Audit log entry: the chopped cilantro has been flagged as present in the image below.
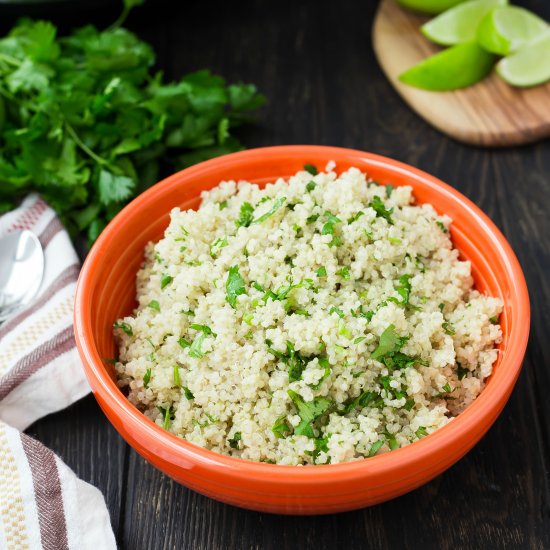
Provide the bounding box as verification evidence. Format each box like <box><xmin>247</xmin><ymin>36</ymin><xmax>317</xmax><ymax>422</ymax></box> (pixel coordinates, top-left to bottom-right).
<box><xmin>183</xmin><ymin>386</ymin><xmax>194</xmax><ymax>400</ymax></box>
<box><xmin>210</xmin><ymin>236</ymin><xmax>229</xmax><ymax>257</ymax></box>
<box><xmin>436</xmin><ymin>220</ymin><xmax>448</xmax><ymax>233</ymax></box>
<box><xmin>272</xmin><ymin>416</ymin><xmax>292</xmax><ymax>438</ymax></box>
<box><xmin>368</xmin><ymin>439</ymin><xmax>384</xmax><ymax>457</ymax></box>
<box><xmin>328</xmin><ymin>236</ymin><xmax>342</xmax><ymax>247</ymax></box>
<box><xmin>336</xmin><ymin>266</ymin><xmax>350</xmax><ymax>280</ymax></box>
<box><xmin>442</xmin><ymin>322</ymin><xmax>455</xmax><ymax>335</ymax></box>
<box><xmin>235</xmin><ymin>202</ymin><xmax>254</xmax><ymax>228</ymax></box>
<box><xmin>438</xmin><ymin>303</ymin><xmax>445</xmax><ymax>312</ymax></box>
<box><xmin>173</xmin><ymin>366</ymin><xmax>181</xmax><ymax>387</ymax></box>
<box><xmin>306</xmin><ymin>181</ymin><xmax>316</xmax><ymax>192</ymax></box>
<box><xmin>338</xmin><ymin>321</ymin><xmax>353</xmax><ymax>339</ymax></box>
<box><xmin>369</xmin><ymin>195</ymin><xmax>394</xmax><ymax>224</ymax></box>
<box><xmin>143</xmin><ymin>368</ymin><xmax>151</xmax><ymax>388</ymax></box>
<box><xmin>388</xmin><ymin>237</ymin><xmax>401</xmax><ymax>244</ymax></box>
<box><xmin>287</xmin><ymin>390</ymin><xmax>331</xmax><ymax>438</ymax></box>
<box><xmin>490</xmin><ymin>315</ymin><xmax>499</xmax><ymax>325</ymax></box>
<box><xmin>218</xmin><ymin>200</ymin><xmax>228</xmax><ymax>210</ymax></box>
<box><xmin>442</xmin><ymin>383</ymin><xmax>452</xmax><ymax>393</ymax></box>
<box><xmin>404</xmin><ymin>399</ymin><xmax>415</xmax><ymax>411</ymax></box>
<box><xmin>190</xmin><ymin>324</ymin><xmax>216</xmax><ymax>336</ymax></box>
<box><xmin>316</xmin><ymin>266</ymin><xmax>327</xmax><ymax>277</ymax></box>
<box><xmin>416</xmin><ymin>427</ymin><xmax>428</xmax><ymax>438</ymax></box>
<box><xmin>148</xmin><ymin>300</ymin><xmax>160</xmax><ymax>312</ymax></box>
<box><xmin>371</xmin><ymin>324</ymin><xmax>404</xmax><ymax>361</ymax></box>
<box><xmin>385</xmin><ymin>184</ymin><xmax>394</xmax><ymax>198</ymax></box>
<box><xmin>310</xmin><ymin>357</ymin><xmax>331</xmax><ymax>389</ymax></box>
<box><xmin>160</xmin><ymin>274</ymin><xmax>173</xmax><ymax>289</ymax></box>
<box><xmin>178</xmin><ymin>337</ymin><xmax>191</xmax><ymax>348</ymax></box>
<box><xmin>321</xmin><ymin>212</ymin><xmax>342</xmax><ymax>235</ymax></box>
<box><xmin>228</xmin><ymin>432</ymin><xmax>242</xmax><ymax>449</ymax></box>
<box><xmin>343</xmin><ymin>390</ymin><xmax>375</xmax><ymax>414</ymax></box>
<box><xmin>268</xmin><ymin>341</ymin><xmax>309</xmax><ymax>382</ymax></box>
<box><xmin>388</xmin><ymin>435</ymin><xmax>399</xmax><ymax>450</ymax></box>
<box><xmin>113</xmin><ymin>321</ymin><xmax>133</xmax><ymax>336</ymax></box>
<box><xmin>388</xmin><ymin>274</ymin><xmax>412</xmax><ymax>307</ymax></box>
<box><xmin>329</xmin><ymin>306</ymin><xmax>345</xmax><ymax>318</ymax></box>
<box><xmin>226</xmin><ymin>265</ymin><xmax>246</xmax><ymax>308</ymax></box>
<box><xmin>457</xmin><ymin>364</ymin><xmax>469</xmax><ymax>380</ymax></box>
<box><xmin>157</xmin><ymin>405</ymin><xmax>174</xmax><ymax>431</ymax></box>
<box><xmin>354</xmin><ymin>336</ymin><xmax>366</xmax><ymax>344</ymax></box>
<box><xmin>251</xmin><ymin>196</ymin><xmax>286</xmax><ymax>224</ymax></box>
<box><xmin>347</xmin><ymin>211</ymin><xmax>365</xmax><ymax>224</ymax></box>
<box><xmin>243</xmin><ymin>313</ymin><xmax>254</xmax><ymax>325</ymax></box>
<box><xmin>306</xmin><ymin>213</ymin><xmax>320</xmax><ymax>224</ymax></box>
<box><xmin>304</xmin><ymin>164</ymin><xmax>318</xmax><ymax>175</ymax></box>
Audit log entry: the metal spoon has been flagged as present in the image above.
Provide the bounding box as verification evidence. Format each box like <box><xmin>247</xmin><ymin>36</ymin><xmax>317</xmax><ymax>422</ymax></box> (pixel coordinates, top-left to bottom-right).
<box><xmin>0</xmin><ymin>230</ymin><xmax>44</xmax><ymax>322</ymax></box>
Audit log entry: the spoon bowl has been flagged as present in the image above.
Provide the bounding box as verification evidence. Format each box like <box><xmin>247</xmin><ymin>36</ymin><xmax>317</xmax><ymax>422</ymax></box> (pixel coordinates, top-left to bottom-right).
<box><xmin>0</xmin><ymin>230</ymin><xmax>44</xmax><ymax>321</ymax></box>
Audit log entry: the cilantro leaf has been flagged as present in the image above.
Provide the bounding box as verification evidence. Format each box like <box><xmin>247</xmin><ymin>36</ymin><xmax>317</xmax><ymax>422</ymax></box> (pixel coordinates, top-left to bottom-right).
<box><xmin>235</xmin><ymin>202</ymin><xmax>254</xmax><ymax>228</ymax></box>
<box><xmin>226</xmin><ymin>265</ymin><xmax>246</xmax><ymax>308</ymax></box>
<box><xmin>369</xmin><ymin>195</ymin><xmax>394</xmax><ymax>224</ymax></box>
<box><xmin>251</xmin><ymin>196</ymin><xmax>286</xmax><ymax>224</ymax></box>
<box><xmin>287</xmin><ymin>390</ymin><xmax>332</xmax><ymax>438</ymax></box>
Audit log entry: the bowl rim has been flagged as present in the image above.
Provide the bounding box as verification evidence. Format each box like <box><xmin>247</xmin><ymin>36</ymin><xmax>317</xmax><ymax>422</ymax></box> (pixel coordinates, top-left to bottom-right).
<box><xmin>74</xmin><ymin>145</ymin><xmax>530</xmax><ymax>482</ymax></box>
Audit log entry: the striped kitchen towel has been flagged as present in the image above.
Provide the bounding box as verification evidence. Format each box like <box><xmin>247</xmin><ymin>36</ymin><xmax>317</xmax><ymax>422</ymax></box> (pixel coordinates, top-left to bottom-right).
<box><xmin>0</xmin><ymin>194</ymin><xmax>89</xmax><ymax>429</ymax></box>
<box><xmin>0</xmin><ymin>195</ymin><xmax>116</xmax><ymax>550</ymax></box>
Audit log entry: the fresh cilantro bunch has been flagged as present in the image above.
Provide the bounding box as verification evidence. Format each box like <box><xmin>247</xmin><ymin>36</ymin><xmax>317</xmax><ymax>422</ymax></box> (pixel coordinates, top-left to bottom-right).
<box><xmin>0</xmin><ymin>15</ymin><xmax>265</xmax><ymax>243</ymax></box>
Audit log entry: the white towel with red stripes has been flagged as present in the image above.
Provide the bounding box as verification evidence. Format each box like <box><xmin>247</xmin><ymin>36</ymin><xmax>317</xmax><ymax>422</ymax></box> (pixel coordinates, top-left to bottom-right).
<box><xmin>0</xmin><ymin>195</ymin><xmax>116</xmax><ymax>550</ymax></box>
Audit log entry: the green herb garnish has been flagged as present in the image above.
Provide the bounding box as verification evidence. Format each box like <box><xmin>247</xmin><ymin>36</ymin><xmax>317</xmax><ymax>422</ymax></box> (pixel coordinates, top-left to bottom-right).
<box><xmin>160</xmin><ymin>274</ymin><xmax>173</xmax><ymax>289</ymax></box>
<box><xmin>385</xmin><ymin>184</ymin><xmax>394</xmax><ymax>198</ymax></box>
<box><xmin>329</xmin><ymin>306</ymin><xmax>345</xmax><ymax>318</ymax></box>
<box><xmin>316</xmin><ymin>266</ymin><xmax>327</xmax><ymax>277</ymax></box>
<box><xmin>347</xmin><ymin>211</ymin><xmax>365</xmax><ymax>224</ymax></box>
<box><xmin>173</xmin><ymin>365</ymin><xmax>181</xmax><ymax>387</ymax></box>
<box><xmin>442</xmin><ymin>322</ymin><xmax>455</xmax><ymax>335</ymax></box>
<box><xmin>226</xmin><ymin>265</ymin><xmax>246</xmax><ymax>308</ymax></box>
<box><xmin>148</xmin><ymin>300</ymin><xmax>160</xmax><ymax>312</ymax></box>
<box><xmin>183</xmin><ymin>386</ymin><xmax>194</xmax><ymax>400</ymax></box>
<box><xmin>304</xmin><ymin>164</ymin><xmax>318</xmax><ymax>175</ymax></box>
<box><xmin>235</xmin><ymin>202</ymin><xmax>255</xmax><ymax>228</ymax></box>
<box><xmin>436</xmin><ymin>220</ymin><xmax>448</xmax><ymax>233</ymax></box>
<box><xmin>113</xmin><ymin>321</ymin><xmax>133</xmax><ymax>336</ymax></box>
<box><xmin>287</xmin><ymin>390</ymin><xmax>332</xmax><ymax>438</ymax></box>
<box><xmin>306</xmin><ymin>181</ymin><xmax>316</xmax><ymax>192</ymax></box>
<box><xmin>210</xmin><ymin>236</ymin><xmax>228</xmax><ymax>257</ymax></box>
<box><xmin>228</xmin><ymin>432</ymin><xmax>242</xmax><ymax>449</ymax></box>
<box><xmin>272</xmin><ymin>416</ymin><xmax>292</xmax><ymax>438</ymax></box>
<box><xmin>416</xmin><ymin>426</ymin><xmax>428</xmax><ymax>438</ymax></box>
<box><xmin>321</xmin><ymin>212</ymin><xmax>342</xmax><ymax>235</ymax></box>
<box><xmin>368</xmin><ymin>439</ymin><xmax>384</xmax><ymax>457</ymax></box>
<box><xmin>369</xmin><ymin>195</ymin><xmax>394</xmax><ymax>224</ymax></box>
<box><xmin>143</xmin><ymin>368</ymin><xmax>151</xmax><ymax>388</ymax></box>
<box><xmin>336</xmin><ymin>266</ymin><xmax>350</xmax><ymax>280</ymax></box>
<box><xmin>251</xmin><ymin>196</ymin><xmax>286</xmax><ymax>224</ymax></box>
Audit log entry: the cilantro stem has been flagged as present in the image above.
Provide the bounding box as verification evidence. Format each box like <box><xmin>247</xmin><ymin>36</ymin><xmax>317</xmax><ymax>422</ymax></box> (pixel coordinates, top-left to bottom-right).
<box><xmin>64</xmin><ymin>121</ymin><xmax>111</xmax><ymax>167</ymax></box>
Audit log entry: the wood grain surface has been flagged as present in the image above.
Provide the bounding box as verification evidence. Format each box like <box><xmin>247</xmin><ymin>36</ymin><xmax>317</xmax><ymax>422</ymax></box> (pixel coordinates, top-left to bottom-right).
<box><xmin>373</xmin><ymin>0</ymin><xmax>550</xmax><ymax>147</ymax></box>
<box><xmin>2</xmin><ymin>0</ymin><xmax>549</xmax><ymax>548</ymax></box>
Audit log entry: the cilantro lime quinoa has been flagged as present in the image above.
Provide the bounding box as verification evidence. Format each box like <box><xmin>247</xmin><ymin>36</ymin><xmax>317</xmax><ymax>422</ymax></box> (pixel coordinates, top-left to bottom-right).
<box><xmin>114</xmin><ymin>164</ymin><xmax>503</xmax><ymax>465</ymax></box>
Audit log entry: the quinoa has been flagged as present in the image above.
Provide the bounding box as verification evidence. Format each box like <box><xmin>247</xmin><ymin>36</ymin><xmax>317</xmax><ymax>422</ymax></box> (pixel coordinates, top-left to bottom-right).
<box><xmin>114</xmin><ymin>164</ymin><xmax>502</xmax><ymax>465</ymax></box>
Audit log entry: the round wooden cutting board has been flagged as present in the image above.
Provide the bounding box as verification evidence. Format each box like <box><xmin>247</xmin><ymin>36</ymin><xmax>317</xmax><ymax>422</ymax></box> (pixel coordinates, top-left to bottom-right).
<box><xmin>372</xmin><ymin>0</ymin><xmax>550</xmax><ymax>147</ymax></box>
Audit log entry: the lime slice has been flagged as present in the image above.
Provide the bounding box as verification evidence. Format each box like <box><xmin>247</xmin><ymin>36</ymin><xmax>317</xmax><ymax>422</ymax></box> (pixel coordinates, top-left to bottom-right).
<box><xmin>399</xmin><ymin>42</ymin><xmax>495</xmax><ymax>91</ymax></box>
<box><xmin>496</xmin><ymin>31</ymin><xmax>550</xmax><ymax>87</ymax></box>
<box><xmin>477</xmin><ymin>6</ymin><xmax>549</xmax><ymax>55</ymax></box>
<box><xmin>396</xmin><ymin>0</ymin><xmax>467</xmax><ymax>15</ymax></box>
<box><xmin>421</xmin><ymin>0</ymin><xmax>507</xmax><ymax>46</ymax></box>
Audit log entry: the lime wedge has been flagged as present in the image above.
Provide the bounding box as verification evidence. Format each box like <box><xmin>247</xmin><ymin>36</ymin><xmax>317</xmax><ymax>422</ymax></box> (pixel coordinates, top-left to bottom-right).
<box><xmin>496</xmin><ymin>31</ymin><xmax>550</xmax><ymax>87</ymax></box>
<box><xmin>399</xmin><ymin>42</ymin><xmax>495</xmax><ymax>90</ymax></box>
<box><xmin>421</xmin><ymin>0</ymin><xmax>507</xmax><ymax>46</ymax></box>
<box><xmin>477</xmin><ymin>6</ymin><xmax>549</xmax><ymax>55</ymax></box>
<box><xmin>396</xmin><ymin>0</ymin><xmax>467</xmax><ymax>15</ymax></box>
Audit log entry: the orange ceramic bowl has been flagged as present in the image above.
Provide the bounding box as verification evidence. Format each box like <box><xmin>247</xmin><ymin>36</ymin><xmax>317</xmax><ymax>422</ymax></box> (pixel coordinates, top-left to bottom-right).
<box><xmin>74</xmin><ymin>146</ymin><xmax>529</xmax><ymax>514</ymax></box>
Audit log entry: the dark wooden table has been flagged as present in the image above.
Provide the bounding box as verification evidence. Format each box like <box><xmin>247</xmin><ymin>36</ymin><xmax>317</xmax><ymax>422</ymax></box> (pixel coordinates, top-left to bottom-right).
<box><xmin>8</xmin><ymin>0</ymin><xmax>550</xmax><ymax>548</ymax></box>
